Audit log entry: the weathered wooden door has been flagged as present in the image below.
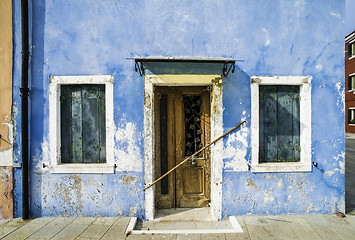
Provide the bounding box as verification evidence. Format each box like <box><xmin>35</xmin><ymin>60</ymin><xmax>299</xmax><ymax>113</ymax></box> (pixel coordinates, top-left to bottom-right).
<box><xmin>155</xmin><ymin>86</ymin><xmax>211</xmax><ymax>208</ymax></box>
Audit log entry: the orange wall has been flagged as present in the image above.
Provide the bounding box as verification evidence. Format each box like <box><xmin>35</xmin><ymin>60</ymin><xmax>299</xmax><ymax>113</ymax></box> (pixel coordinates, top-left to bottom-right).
<box><xmin>0</xmin><ymin>0</ymin><xmax>13</xmax><ymax>219</ymax></box>
<box><xmin>0</xmin><ymin>0</ymin><xmax>12</xmax><ymax>149</ymax></box>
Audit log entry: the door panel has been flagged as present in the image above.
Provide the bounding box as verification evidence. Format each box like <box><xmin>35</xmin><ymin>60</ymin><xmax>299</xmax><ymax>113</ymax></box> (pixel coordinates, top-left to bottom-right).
<box><xmin>155</xmin><ymin>89</ymin><xmax>175</xmax><ymax>209</ymax></box>
<box><xmin>183</xmin><ymin>167</ymin><xmax>204</xmax><ymax>194</ymax></box>
<box><xmin>155</xmin><ymin>86</ymin><xmax>211</xmax><ymax>208</ymax></box>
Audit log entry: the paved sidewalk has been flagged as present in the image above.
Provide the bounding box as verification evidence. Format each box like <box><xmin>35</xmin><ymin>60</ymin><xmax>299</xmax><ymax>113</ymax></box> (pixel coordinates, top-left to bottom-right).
<box><xmin>346</xmin><ymin>133</ymin><xmax>355</xmax><ymax>139</ymax></box>
<box><xmin>0</xmin><ymin>214</ymin><xmax>354</xmax><ymax>239</ymax></box>
<box><xmin>346</xmin><ymin>135</ymin><xmax>355</xmax><ymax>214</ymax></box>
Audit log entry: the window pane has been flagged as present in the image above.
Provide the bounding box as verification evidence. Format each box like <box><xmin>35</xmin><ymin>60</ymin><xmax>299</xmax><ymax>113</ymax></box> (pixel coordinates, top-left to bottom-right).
<box><xmin>259</xmin><ymin>85</ymin><xmax>300</xmax><ymax>163</ymax></box>
<box><xmin>159</xmin><ymin>94</ymin><xmax>168</xmax><ymax>195</ymax></box>
<box><xmin>183</xmin><ymin>95</ymin><xmax>203</xmax><ymax>157</ymax></box>
<box><xmin>60</xmin><ymin>87</ymin><xmax>73</xmax><ymax>163</ymax></box>
<box><xmin>259</xmin><ymin>86</ymin><xmax>278</xmax><ymax>162</ymax></box>
<box><xmin>349</xmin><ymin>109</ymin><xmax>355</xmax><ymax>124</ymax></box>
<box><xmin>60</xmin><ymin>84</ymin><xmax>106</xmax><ymax>164</ymax></box>
<box><xmin>71</xmin><ymin>89</ymin><xmax>83</xmax><ymax>163</ymax></box>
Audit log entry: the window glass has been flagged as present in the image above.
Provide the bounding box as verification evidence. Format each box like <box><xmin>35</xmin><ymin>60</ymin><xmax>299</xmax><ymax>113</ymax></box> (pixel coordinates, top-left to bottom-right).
<box><xmin>259</xmin><ymin>85</ymin><xmax>300</xmax><ymax>163</ymax></box>
<box><xmin>60</xmin><ymin>84</ymin><xmax>106</xmax><ymax>163</ymax></box>
<box><xmin>349</xmin><ymin>75</ymin><xmax>355</xmax><ymax>91</ymax></box>
<box><xmin>349</xmin><ymin>43</ymin><xmax>355</xmax><ymax>58</ymax></box>
<box><xmin>183</xmin><ymin>95</ymin><xmax>203</xmax><ymax>157</ymax></box>
<box><xmin>159</xmin><ymin>94</ymin><xmax>169</xmax><ymax>195</ymax></box>
<box><xmin>349</xmin><ymin>109</ymin><xmax>355</xmax><ymax>124</ymax></box>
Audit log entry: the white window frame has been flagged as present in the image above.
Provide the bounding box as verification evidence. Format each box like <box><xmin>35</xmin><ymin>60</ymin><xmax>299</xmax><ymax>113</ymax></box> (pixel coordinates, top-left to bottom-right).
<box><xmin>251</xmin><ymin>76</ymin><xmax>312</xmax><ymax>172</ymax></box>
<box><xmin>348</xmin><ymin>107</ymin><xmax>355</xmax><ymax>125</ymax></box>
<box><xmin>349</xmin><ymin>73</ymin><xmax>355</xmax><ymax>92</ymax></box>
<box><xmin>349</xmin><ymin>41</ymin><xmax>355</xmax><ymax>60</ymax></box>
<box><xmin>49</xmin><ymin>75</ymin><xmax>115</xmax><ymax>174</ymax></box>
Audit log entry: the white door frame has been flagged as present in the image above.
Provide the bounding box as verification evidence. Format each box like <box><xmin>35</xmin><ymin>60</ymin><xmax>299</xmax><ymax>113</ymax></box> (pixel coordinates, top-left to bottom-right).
<box><xmin>143</xmin><ymin>74</ymin><xmax>224</xmax><ymax>220</ymax></box>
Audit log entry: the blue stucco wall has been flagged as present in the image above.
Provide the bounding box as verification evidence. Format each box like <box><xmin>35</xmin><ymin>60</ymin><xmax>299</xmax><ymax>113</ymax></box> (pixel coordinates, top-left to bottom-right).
<box><xmin>13</xmin><ymin>0</ymin><xmax>345</xmax><ymax>218</ymax></box>
<box><xmin>12</xmin><ymin>0</ymin><xmax>23</xmax><ymax>218</ymax></box>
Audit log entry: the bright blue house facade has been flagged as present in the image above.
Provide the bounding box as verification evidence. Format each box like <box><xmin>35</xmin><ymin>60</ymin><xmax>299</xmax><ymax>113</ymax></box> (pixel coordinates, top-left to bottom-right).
<box><xmin>12</xmin><ymin>0</ymin><xmax>345</xmax><ymax>219</ymax></box>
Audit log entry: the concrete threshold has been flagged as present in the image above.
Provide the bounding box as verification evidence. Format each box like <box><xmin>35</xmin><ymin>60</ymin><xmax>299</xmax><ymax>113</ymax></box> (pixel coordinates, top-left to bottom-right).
<box><xmin>125</xmin><ymin>216</ymin><xmax>243</xmax><ymax>235</ymax></box>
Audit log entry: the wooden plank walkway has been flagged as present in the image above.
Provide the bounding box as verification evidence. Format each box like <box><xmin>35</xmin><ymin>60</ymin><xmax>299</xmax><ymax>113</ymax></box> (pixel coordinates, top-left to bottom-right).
<box><xmin>0</xmin><ymin>214</ymin><xmax>354</xmax><ymax>239</ymax></box>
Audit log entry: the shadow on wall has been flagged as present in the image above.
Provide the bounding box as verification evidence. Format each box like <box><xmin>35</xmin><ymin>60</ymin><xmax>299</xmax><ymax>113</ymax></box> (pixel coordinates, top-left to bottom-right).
<box><xmin>221</xmin><ymin>64</ymin><xmax>251</xmax><ymax>173</ymax></box>
<box><xmin>143</xmin><ymin>62</ymin><xmax>223</xmax><ymax>76</ymax></box>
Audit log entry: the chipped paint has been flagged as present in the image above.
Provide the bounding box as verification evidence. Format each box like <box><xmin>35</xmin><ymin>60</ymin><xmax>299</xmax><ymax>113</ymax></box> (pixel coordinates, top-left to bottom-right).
<box><xmin>0</xmin><ymin>0</ymin><xmax>13</xmax><ymax>218</ymax></box>
<box><xmin>0</xmin><ymin>122</ymin><xmax>13</xmax><ymax>167</ymax></box>
<box><xmin>11</xmin><ymin>0</ymin><xmax>345</xmax><ymax>218</ymax></box>
<box><xmin>223</xmin><ymin>115</ymin><xmax>249</xmax><ymax>172</ymax></box>
<box><xmin>114</xmin><ymin>122</ymin><xmax>143</xmax><ymax>172</ymax></box>
<box><xmin>336</xmin><ymin>82</ymin><xmax>345</xmax><ymax>112</ymax></box>
<box><xmin>325</xmin><ymin>171</ymin><xmax>335</xmax><ymax>176</ymax></box>
<box><xmin>334</xmin><ymin>152</ymin><xmax>345</xmax><ymax>174</ymax></box>
<box><xmin>277</xmin><ymin>178</ymin><xmax>284</xmax><ymax>189</ymax></box>
<box><xmin>247</xmin><ymin>178</ymin><xmax>258</xmax><ymax>191</ymax></box>
<box><xmin>263</xmin><ymin>190</ymin><xmax>275</xmax><ymax>205</ymax></box>
<box><xmin>32</xmin><ymin>139</ymin><xmax>50</xmax><ymax>175</ymax></box>
<box><xmin>123</xmin><ymin>174</ymin><xmax>137</xmax><ymax>186</ymax></box>
<box><xmin>262</xmin><ymin>28</ymin><xmax>271</xmax><ymax>47</ymax></box>
<box><xmin>0</xmin><ymin>148</ymin><xmax>13</xmax><ymax>167</ymax></box>
<box><xmin>0</xmin><ymin>167</ymin><xmax>13</xmax><ymax>218</ymax></box>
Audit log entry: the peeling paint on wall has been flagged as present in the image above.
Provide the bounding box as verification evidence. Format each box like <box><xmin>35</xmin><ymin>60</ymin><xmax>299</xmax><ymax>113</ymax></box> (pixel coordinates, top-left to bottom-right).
<box><xmin>336</xmin><ymin>82</ymin><xmax>345</xmax><ymax>112</ymax></box>
<box><xmin>32</xmin><ymin>139</ymin><xmax>50</xmax><ymax>175</ymax></box>
<box><xmin>0</xmin><ymin>167</ymin><xmax>13</xmax><ymax>219</ymax></box>
<box><xmin>334</xmin><ymin>152</ymin><xmax>345</xmax><ymax>174</ymax></box>
<box><xmin>114</xmin><ymin>121</ymin><xmax>143</xmax><ymax>172</ymax></box>
<box><xmin>54</xmin><ymin>175</ymin><xmax>84</xmax><ymax>215</ymax></box>
<box><xmin>223</xmin><ymin>113</ymin><xmax>249</xmax><ymax>172</ymax></box>
<box><xmin>12</xmin><ymin>0</ymin><xmax>345</xmax><ymax>218</ymax></box>
<box><xmin>0</xmin><ymin>0</ymin><xmax>13</xmax><ymax>219</ymax></box>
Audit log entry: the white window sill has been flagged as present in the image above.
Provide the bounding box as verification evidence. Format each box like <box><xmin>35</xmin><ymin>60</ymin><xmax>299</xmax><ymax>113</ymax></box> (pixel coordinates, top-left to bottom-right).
<box><xmin>50</xmin><ymin>163</ymin><xmax>115</xmax><ymax>174</ymax></box>
<box><xmin>349</xmin><ymin>55</ymin><xmax>355</xmax><ymax>60</ymax></box>
<box><xmin>251</xmin><ymin>162</ymin><xmax>312</xmax><ymax>173</ymax></box>
<box><xmin>349</xmin><ymin>124</ymin><xmax>355</xmax><ymax>126</ymax></box>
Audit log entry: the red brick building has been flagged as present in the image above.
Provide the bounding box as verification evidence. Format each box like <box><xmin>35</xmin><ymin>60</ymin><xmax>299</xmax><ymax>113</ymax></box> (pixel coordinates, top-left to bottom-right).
<box><xmin>346</xmin><ymin>30</ymin><xmax>355</xmax><ymax>133</ymax></box>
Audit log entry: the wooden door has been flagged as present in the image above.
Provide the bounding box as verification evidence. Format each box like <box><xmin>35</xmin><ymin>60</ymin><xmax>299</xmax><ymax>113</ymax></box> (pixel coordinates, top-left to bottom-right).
<box><xmin>155</xmin><ymin>86</ymin><xmax>211</xmax><ymax>208</ymax></box>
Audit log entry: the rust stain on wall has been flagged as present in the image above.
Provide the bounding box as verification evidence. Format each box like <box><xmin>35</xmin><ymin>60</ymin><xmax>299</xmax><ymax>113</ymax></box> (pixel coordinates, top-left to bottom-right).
<box><xmin>123</xmin><ymin>174</ymin><xmax>137</xmax><ymax>185</ymax></box>
<box><xmin>54</xmin><ymin>175</ymin><xmax>84</xmax><ymax>215</ymax></box>
<box><xmin>247</xmin><ymin>177</ymin><xmax>258</xmax><ymax>191</ymax></box>
<box><xmin>0</xmin><ymin>167</ymin><xmax>13</xmax><ymax>219</ymax></box>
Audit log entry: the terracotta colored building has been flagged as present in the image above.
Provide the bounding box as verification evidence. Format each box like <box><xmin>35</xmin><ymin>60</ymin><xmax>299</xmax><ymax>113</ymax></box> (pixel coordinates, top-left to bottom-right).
<box><xmin>346</xmin><ymin>31</ymin><xmax>355</xmax><ymax>133</ymax></box>
<box><xmin>0</xmin><ymin>0</ymin><xmax>13</xmax><ymax>219</ymax></box>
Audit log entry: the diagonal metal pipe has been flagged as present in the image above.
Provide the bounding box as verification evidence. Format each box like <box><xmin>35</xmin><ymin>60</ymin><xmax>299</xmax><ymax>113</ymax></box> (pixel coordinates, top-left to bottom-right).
<box><xmin>144</xmin><ymin>120</ymin><xmax>247</xmax><ymax>191</ymax></box>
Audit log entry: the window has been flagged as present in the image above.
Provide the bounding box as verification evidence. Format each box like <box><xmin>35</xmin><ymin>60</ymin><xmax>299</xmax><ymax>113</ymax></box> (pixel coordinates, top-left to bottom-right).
<box><xmin>49</xmin><ymin>75</ymin><xmax>114</xmax><ymax>173</ymax></box>
<box><xmin>60</xmin><ymin>85</ymin><xmax>106</xmax><ymax>164</ymax></box>
<box><xmin>348</xmin><ymin>108</ymin><xmax>355</xmax><ymax>125</ymax></box>
<box><xmin>349</xmin><ymin>42</ymin><xmax>355</xmax><ymax>59</ymax></box>
<box><xmin>251</xmin><ymin>76</ymin><xmax>311</xmax><ymax>172</ymax></box>
<box><xmin>259</xmin><ymin>85</ymin><xmax>300</xmax><ymax>163</ymax></box>
<box><xmin>348</xmin><ymin>74</ymin><xmax>355</xmax><ymax>91</ymax></box>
